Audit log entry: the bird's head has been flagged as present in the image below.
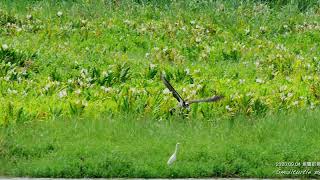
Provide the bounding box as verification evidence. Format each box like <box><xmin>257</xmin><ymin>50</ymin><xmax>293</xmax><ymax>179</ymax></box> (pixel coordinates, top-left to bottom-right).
<box><xmin>182</xmin><ymin>102</ymin><xmax>190</xmax><ymax>109</ymax></box>
<box><xmin>183</xmin><ymin>101</ymin><xmax>190</xmax><ymax>110</ymax></box>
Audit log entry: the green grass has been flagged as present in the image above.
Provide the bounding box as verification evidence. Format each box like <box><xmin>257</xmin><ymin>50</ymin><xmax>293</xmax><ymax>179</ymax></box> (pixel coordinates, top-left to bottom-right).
<box><xmin>1</xmin><ymin>0</ymin><xmax>320</xmax><ymax>178</ymax></box>
<box><xmin>1</xmin><ymin>110</ymin><xmax>320</xmax><ymax>178</ymax></box>
<box><xmin>0</xmin><ymin>0</ymin><xmax>319</xmax><ymax>123</ymax></box>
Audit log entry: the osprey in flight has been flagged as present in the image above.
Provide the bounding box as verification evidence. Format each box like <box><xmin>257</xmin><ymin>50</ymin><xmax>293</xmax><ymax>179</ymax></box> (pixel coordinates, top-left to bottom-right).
<box><xmin>161</xmin><ymin>74</ymin><xmax>223</xmax><ymax>109</ymax></box>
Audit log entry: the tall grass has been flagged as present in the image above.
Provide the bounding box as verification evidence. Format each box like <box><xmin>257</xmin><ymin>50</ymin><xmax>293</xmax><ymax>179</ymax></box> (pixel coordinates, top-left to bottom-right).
<box><xmin>1</xmin><ymin>110</ymin><xmax>320</xmax><ymax>178</ymax></box>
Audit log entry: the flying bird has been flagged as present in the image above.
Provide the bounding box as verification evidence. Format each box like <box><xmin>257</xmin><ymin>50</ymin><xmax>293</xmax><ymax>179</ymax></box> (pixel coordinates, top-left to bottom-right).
<box><xmin>161</xmin><ymin>74</ymin><xmax>223</xmax><ymax>110</ymax></box>
<box><xmin>167</xmin><ymin>143</ymin><xmax>180</xmax><ymax>166</ymax></box>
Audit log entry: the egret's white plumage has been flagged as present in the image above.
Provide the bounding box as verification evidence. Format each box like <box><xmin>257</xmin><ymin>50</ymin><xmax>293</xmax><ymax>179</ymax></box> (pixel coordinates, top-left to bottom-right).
<box><xmin>167</xmin><ymin>143</ymin><xmax>180</xmax><ymax>165</ymax></box>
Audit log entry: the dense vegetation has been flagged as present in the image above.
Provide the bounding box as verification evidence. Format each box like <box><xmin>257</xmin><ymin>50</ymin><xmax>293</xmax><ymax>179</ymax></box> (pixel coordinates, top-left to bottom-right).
<box><xmin>0</xmin><ymin>0</ymin><xmax>319</xmax><ymax>178</ymax></box>
<box><xmin>1</xmin><ymin>111</ymin><xmax>320</xmax><ymax>178</ymax></box>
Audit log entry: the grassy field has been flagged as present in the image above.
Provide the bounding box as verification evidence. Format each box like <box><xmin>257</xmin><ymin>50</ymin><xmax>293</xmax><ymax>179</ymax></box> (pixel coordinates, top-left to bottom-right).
<box><xmin>1</xmin><ymin>111</ymin><xmax>320</xmax><ymax>178</ymax></box>
<box><xmin>0</xmin><ymin>0</ymin><xmax>320</xmax><ymax>178</ymax></box>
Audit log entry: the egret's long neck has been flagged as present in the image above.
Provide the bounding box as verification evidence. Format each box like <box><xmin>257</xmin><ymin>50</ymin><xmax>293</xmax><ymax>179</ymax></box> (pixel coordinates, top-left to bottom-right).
<box><xmin>175</xmin><ymin>144</ymin><xmax>179</xmax><ymax>154</ymax></box>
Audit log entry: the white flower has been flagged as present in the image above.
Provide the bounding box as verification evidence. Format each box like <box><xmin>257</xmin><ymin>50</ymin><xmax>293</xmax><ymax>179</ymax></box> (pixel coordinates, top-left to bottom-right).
<box><xmin>163</xmin><ymin>88</ymin><xmax>170</xmax><ymax>94</ymax></box>
<box><xmin>78</xmin><ymin>80</ymin><xmax>84</xmax><ymax>87</ymax></box>
<box><xmin>304</xmin><ymin>75</ymin><xmax>312</xmax><ymax>80</ymax></box>
<box><xmin>246</xmin><ymin>92</ymin><xmax>254</xmax><ymax>97</ymax></box>
<box><xmin>285</xmin><ymin>76</ymin><xmax>292</xmax><ymax>82</ymax></box>
<box><xmin>194</xmin><ymin>69</ymin><xmax>201</xmax><ymax>74</ymax></box>
<box><xmin>296</xmin><ymin>54</ymin><xmax>304</xmax><ymax>60</ymax></box>
<box><xmin>280</xmin><ymin>93</ymin><xmax>286</xmax><ymax>101</ymax></box>
<box><xmin>43</xmin><ymin>83</ymin><xmax>51</xmax><ymax>91</ymax></box>
<box><xmin>26</xmin><ymin>14</ymin><xmax>32</xmax><ymax>20</ymax></box>
<box><xmin>199</xmin><ymin>53</ymin><xmax>208</xmax><ymax>59</ymax></box>
<box><xmin>21</xmin><ymin>69</ymin><xmax>27</xmax><ymax>75</ymax></box>
<box><xmin>195</xmin><ymin>37</ymin><xmax>201</xmax><ymax>43</ymax></box>
<box><xmin>185</xmin><ymin>68</ymin><xmax>190</xmax><ymax>75</ymax></box>
<box><xmin>4</xmin><ymin>76</ymin><xmax>10</xmax><ymax>81</ymax></box>
<box><xmin>81</xmin><ymin>100</ymin><xmax>88</xmax><ymax>107</ymax></box>
<box><xmin>75</xmin><ymin>89</ymin><xmax>81</xmax><ymax>95</ymax></box>
<box><xmin>2</xmin><ymin>44</ymin><xmax>8</xmax><ymax>50</ymax></box>
<box><xmin>190</xmin><ymin>20</ymin><xmax>196</xmax><ymax>25</ymax></box>
<box><xmin>140</xmin><ymin>27</ymin><xmax>146</xmax><ymax>32</ymax></box>
<box><xmin>54</xmin><ymin>81</ymin><xmax>60</xmax><ymax>86</ymax></box>
<box><xmin>293</xmin><ymin>101</ymin><xmax>299</xmax><ymax>106</ymax></box>
<box><xmin>57</xmin><ymin>11</ymin><xmax>63</xmax><ymax>17</ymax></box>
<box><xmin>123</xmin><ymin>19</ymin><xmax>130</xmax><ymax>24</ymax></box>
<box><xmin>310</xmin><ymin>102</ymin><xmax>315</xmax><ymax>109</ymax></box>
<box><xmin>88</xmin><ymin>84</ymin><xmax>95</xmax><ymax>88</ymax></box>
<box><xmin>226</xmin><ymin>105</ymin><xmax>232</xmax><ymax>111</ymax></box>
<box><xmin>242</xmin><ymin>61</ymin><xmax>249</xmax><ymax>66</ymax></box>
<box><xmin>22</xmin><ymin>90</ymin><xmax>28</xmax><ymax>96</ymax></box>
<box><xmin>230</xmin><ymin>92</ymin><xmax>240</xmax><ymax>100</ymax></box>
<box><xmin>81</xmin><ymin>19</ymin><xmax>87</xmax><ymax>24</ymax></box>
<box><xmin>149</xmin><ymin>63</ymin><xmax>156</xmax><ymax>69</ymax></box>
<box><xmin>205</xmin><ymin>46</ymin><xmax>211</xmax><ymax>53</ymax></box>
<box><xmin>306</xmin><ymin>63</ymin><xmax>311</xmax><ymax>69</ymax></box>
<box><xmin>145</xmin><ymin>53</ymin><xmax>150</xmax><ymax>58</ymax></box>
<box><xmin>58</xmin><ymin>89</ymin><xmax>67</xmax><ymax>98</ymax></box>
<box><xmin>80</xmin><ymin>68</ymin><xmax>88</xmax><ymax>76</ymax></box>
<box><xmin>162</xmin><ymin>47</ymin><xmax>168</xmax><ymax>53</ymax></box>
<box><xmin>129</xmin><ymin>87</ymin><xmax>137</xmax><ymax>93</ymax></box>
<box><xmin>255</xmin><ymin>78</ymin><xmax>264</xmax><ymax>84</ymax></box>
<box><xmin>86</xmin><ymin>77</ymin><xmax>93</xmax><ymax>82</ymax></box>
<box><xmin>101</xmin><ymin>86</ymin><xmax>111</xmax><ymax>93</ymax></box>
<box><xmin>259</xmin><ymin>26</ymin><xmax>266</xmax><ymax>33</ymax></box>
<box><xmin>239</xmin><ymin>79</ymin><xmax>245</xmax><ymax>84</ymax></box>
<box><xmin>287</xmin><ymin>92</ymin><xmax>293</xmax><ymax>98</ymax></box>
<box><xmin>8</xmin><ymin>88</ymin><xmax>18</xmax><ymax>94</ymax></box>
<box><xmin>279</xmin><ymin>85</ymin><xmax>287</xmax><ymax>92</ymax></box>
<box><xmin>102</xmin><ymin>71</ymin><xmax>109</xmax><ymax>77</ymax></box>
<box><xmin>140</xmin><ymin>89</ymin><xmax>147</xmax><ymax>95</ymax></box>
<box><xmin>182</xmin><ymin>88</ymin><xmax>186</xmax><ymax>92</ymax></box>
<box><xmin>245</xmin><ymin>28</ymin><xmax>250</xmax><ymax>35</ymax></box>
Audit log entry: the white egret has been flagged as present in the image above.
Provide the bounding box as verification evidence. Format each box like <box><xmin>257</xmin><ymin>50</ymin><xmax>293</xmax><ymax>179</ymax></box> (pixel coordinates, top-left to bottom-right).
<box><xmin>167</xmin><ymin>143</ymin><xmax>180</xmax><ymax>166</ymax></box>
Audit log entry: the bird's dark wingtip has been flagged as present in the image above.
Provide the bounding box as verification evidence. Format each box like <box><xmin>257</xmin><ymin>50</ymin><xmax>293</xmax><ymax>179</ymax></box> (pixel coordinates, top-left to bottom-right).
<box><xmin>213</xmin><ymin>95</ymin><xmax>224</xmax><ymax>101</ymax></box>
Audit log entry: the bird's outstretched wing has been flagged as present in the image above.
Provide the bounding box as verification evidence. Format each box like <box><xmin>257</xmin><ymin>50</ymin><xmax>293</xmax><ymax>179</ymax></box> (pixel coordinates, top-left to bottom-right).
<box><xmin>161</xmin><ymin>74</ymin><xmax>185</xmax><ymax>104</ymax></box>
<box><xmin>187</xmin><ymin>95</ymin><xmax>224</xmax><ymax>104</ymax></box>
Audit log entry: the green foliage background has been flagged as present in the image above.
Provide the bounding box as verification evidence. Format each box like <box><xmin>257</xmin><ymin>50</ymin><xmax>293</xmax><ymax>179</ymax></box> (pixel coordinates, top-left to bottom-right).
<box><xmin>0</xmin><ymin>0</ymin><xmax>320</xmax><ymax>177</ymax></box>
